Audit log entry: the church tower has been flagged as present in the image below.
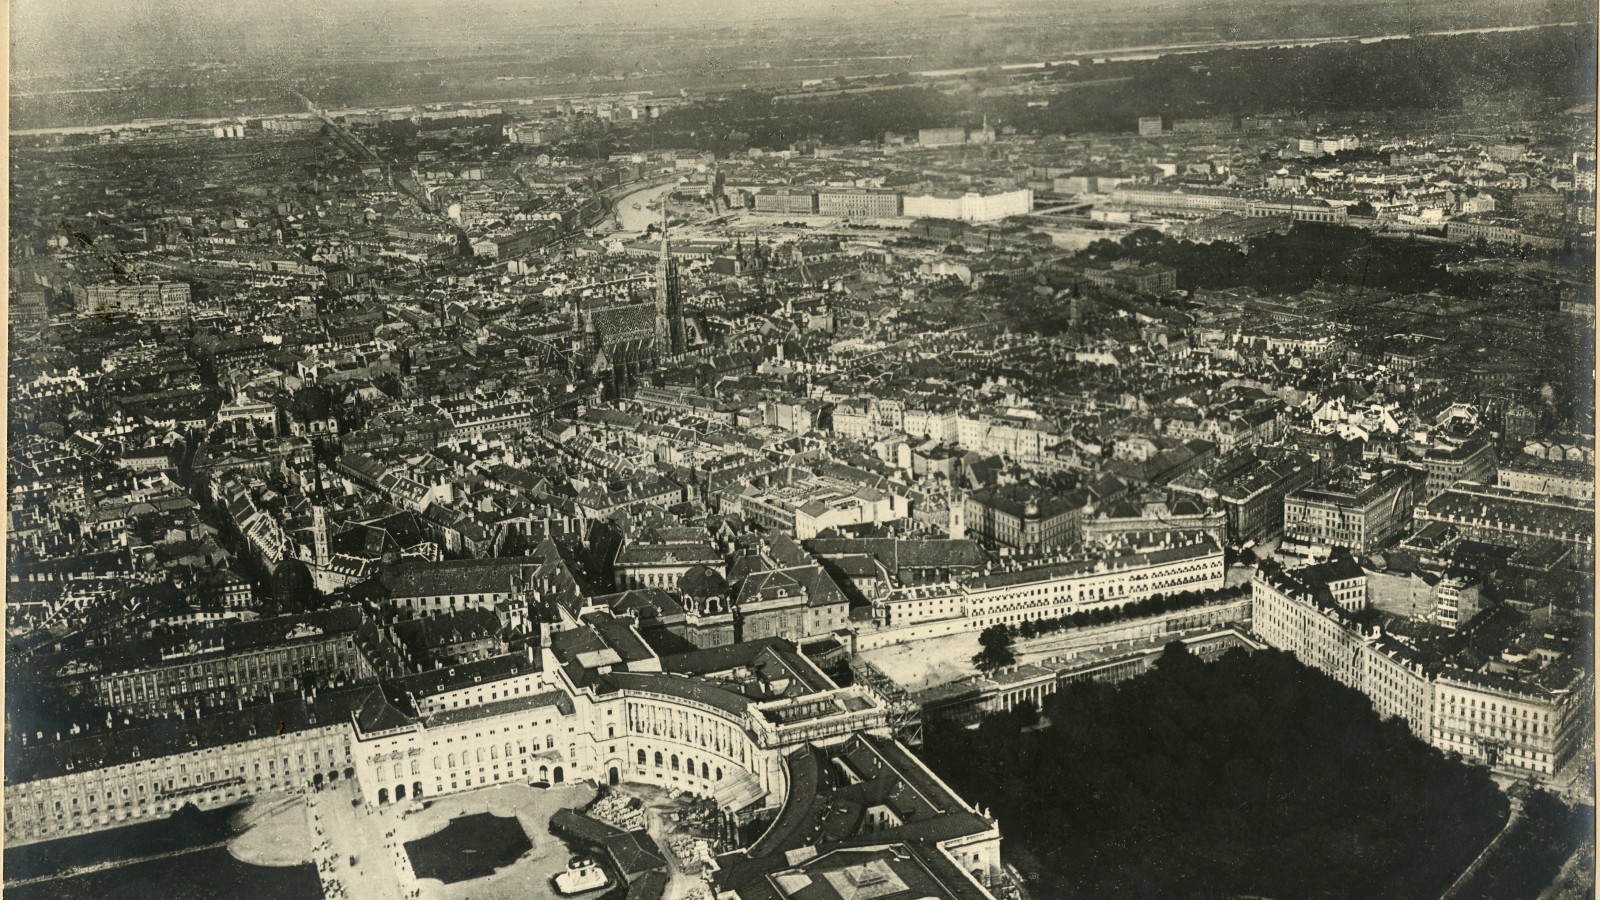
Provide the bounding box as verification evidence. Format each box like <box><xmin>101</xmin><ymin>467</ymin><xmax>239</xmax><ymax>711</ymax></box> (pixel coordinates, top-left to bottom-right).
<box><xmin>570</xmin><ymin>297</ymin><xmax>598</xmax><ymax>374</ymax></box>
<box><xmin>311</xmin><ymin>505</ymin><xmax>330</xmax><ymax>567</ymax></box>
<box><xmin>655</xmin><ymin>205</ymin><xmax>686</xmax><ymax>358</ymax></box>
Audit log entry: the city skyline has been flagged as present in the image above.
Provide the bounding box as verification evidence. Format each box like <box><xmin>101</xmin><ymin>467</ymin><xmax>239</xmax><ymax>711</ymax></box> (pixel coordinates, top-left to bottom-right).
<box><xmin>5</xmin><ymin>4</ymin><xmax>1596</xmax><ymax>899</ymax></box>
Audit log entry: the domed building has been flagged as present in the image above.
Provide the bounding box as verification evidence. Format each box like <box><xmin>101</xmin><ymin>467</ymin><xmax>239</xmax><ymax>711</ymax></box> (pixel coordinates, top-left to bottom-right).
<box><xmin>679</xmin><ymin>565</ymin><xmax>735</xmax><ymax>647</ymax></box>
<box><xmin>679</xmin><ymin>564</ymin><xmax>728</xmax><ymax>604</ymax></box>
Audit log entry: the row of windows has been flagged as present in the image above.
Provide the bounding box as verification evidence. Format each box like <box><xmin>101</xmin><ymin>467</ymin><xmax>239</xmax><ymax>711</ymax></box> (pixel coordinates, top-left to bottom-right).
<box><xmin>635</xmin><ymin>749</ymin><xmax>723</xmax><ymax>781</ymax></box>
<box><xmin>25</xmin><ymin>749</ymin><xmax>348</xmax><ymax>800</ymax></box>
<box><xmin>1442</xmin><ymin>695</ymin><xmax>1552</xmax><ymax>718</ymax></box>
<box><xmin>416</xmin><ymin>592</ymin><xmax>509</xmax><ymax>608</ymax></box>
<box><xmin>1260</xmin><ymin>597</ymin><xmax>1570</xmax><ymax>748</ymax></box>
<box><xmin>980</xmin><ymin>572</ymin><xmax>1220</xmax><ymax>615</ymax></box>
<box><xmin>424</xmin><ymin>677</ymin><xmax>543</xmax><ymax>712</ymax></box>
<box><xmin>621</xmin><ymin>570</ymin><xmax>697</xmax><ymax>589</ymax></box>
<box><xmin>435</xmin><ymin>764</ymin><xmax>558</xmax><ymax>795</ymax></box>
<box><xmin>434</xmin><ymin>739</ymin><xmax>554</xmax><ymax>770</ymax></box>
<box><xmin>625</xmin><ymin>701</ymin><xmax>750</xmax><ymax>764</ymax></box>
<box><xmin>11</xmin><ymin>761</ymin><xmax>350</xmax><ymax>834</ymax></box>
<box><xmin>974</xmin><ymin>562</ymin><xmax>1219</xmax><ymax>603</ymax></box>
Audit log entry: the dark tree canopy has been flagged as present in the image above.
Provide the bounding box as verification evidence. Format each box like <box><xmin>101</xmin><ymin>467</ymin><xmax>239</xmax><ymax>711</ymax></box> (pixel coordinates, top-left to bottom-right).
<box><xmin>637</xmin><ymin>27</ymin><xmax>1593</xmax><ymax>154</ymax></box>
<box><xmin>919</xmin><ymin>648</ymin><xmax>1509</xmax><ymax>900</ymax></box>
<box><xmin>972</xmin><ymin>623</ymin><xmax>1018</xmax><ymax>673</ymax></box>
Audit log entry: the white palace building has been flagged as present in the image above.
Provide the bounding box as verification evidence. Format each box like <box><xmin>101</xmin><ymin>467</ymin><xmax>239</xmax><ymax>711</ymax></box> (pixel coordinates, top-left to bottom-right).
<box><xmin>6</xmin><ymin>595</ymin><xmax>1006</xmax><ymax>900</ymax></box>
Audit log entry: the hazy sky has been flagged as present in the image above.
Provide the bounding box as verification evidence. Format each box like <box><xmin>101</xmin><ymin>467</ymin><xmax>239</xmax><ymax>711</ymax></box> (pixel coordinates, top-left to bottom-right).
<box><xmin>10</xmin><ymin>0</ymin><xmax>1059</xmax><ymax>79</ymax></box>
<box><xmin>8</xmin><ymin>0</ymin><xmax>1148</xmax><ymax>54</ymax></box>
<box><xmin>11</xmin><ymin>0</ymin><xmax>958</xmax><ymax>52</ymax></box>
<box><xmin>11</xmin><ymin>0</ymin><xmax>1587</xmax><ymax>77</ymax></box>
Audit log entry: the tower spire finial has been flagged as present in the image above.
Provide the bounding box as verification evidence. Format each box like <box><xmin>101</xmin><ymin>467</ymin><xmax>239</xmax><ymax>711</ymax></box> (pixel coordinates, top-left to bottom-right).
<box><xmin>654</xmin><ymin>190</ymin><xmax>684</xmax><ymax>358</ymax></box>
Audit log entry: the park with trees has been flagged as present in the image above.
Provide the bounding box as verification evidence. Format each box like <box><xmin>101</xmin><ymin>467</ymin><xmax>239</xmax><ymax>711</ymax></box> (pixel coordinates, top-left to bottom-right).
<box><xmin>640</xmin><ymin>27</ymin><xmax>1592</xmax><ymax>155</ymax></box>
<box><xmin>921</xmin><ymin>643</ymin><xmax>1518</xmax><ymax>899</ymax></box>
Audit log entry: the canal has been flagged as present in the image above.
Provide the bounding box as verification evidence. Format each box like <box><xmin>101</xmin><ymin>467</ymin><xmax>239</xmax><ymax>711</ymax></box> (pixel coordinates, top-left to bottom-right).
<box><xmin>607</xmin><ymin>181</ymin><xmax>677</xmax><ymax>234</ymax></box>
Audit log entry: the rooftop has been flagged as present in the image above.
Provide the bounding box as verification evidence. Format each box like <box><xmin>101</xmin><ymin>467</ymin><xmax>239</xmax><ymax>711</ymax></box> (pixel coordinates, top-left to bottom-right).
<box><xmin>422</xmin><ymin>689</ymin><xmax>572</xmax><ymax>728</ymax></box>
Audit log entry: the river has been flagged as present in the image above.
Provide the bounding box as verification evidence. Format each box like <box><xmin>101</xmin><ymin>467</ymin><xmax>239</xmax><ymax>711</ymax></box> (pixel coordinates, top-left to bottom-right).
<box><xmin>12</xmin><ymin>21</ymin><xmax>1581</xmax><ymax>137</ymax></box>
<box><xmin>607</xmin><ymin>182</ymin><xmax>678</xmax><ymax>235</ymax></box>
<box><xmin>907</xmin><ymin>21</ymin><xmax>1583</xmax><ymax>77</ymax></box>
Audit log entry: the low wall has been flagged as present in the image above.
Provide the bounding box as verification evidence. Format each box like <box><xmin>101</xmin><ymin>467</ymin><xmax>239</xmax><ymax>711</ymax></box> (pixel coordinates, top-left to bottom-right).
<box><xmin>849</xmin><ymin>615</ymin><xmax>979</xmax><ymax>652</ymax></box>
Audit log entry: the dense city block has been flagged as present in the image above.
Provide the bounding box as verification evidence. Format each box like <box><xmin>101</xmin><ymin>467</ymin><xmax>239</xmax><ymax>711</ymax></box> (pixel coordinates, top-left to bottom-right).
<box><xmin>6</xmin><ymin>3</ymin><xmax>1596</xmax><ymax>899</ymax></box>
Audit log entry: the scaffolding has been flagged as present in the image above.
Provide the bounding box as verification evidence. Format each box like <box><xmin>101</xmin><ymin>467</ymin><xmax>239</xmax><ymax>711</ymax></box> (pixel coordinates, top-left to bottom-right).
<box><xmin>849</xmin><ymin>658</ymin><xmax>923</xmax><ymax>747</ymax></box>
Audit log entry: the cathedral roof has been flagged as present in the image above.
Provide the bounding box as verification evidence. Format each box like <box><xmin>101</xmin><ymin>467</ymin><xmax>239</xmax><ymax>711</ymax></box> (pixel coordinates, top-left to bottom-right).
<box><xmin>589</xmin><ymin>301</ymin><xmax>656</xmax><ymax>337</ymax></box>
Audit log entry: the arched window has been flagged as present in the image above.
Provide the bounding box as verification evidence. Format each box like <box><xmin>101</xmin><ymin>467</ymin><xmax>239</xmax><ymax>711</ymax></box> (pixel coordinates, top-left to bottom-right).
<box><xmin>448</xmin><ymin>753</ymin><xmax>456</xmax><ymax>768</ymax></box>
<box><xmin>670</xmin><ymin>755</ymin><xmax>679</xmax><ymax>771</ymax></box>
<box><xmin>685</xmin><ymin>758</ymin><xmax>694</xmax><ymax>777</ymax></box>
<box><xmin>654</xmin><ymin>752</ymin><xmax>663</xmax><ymax>768</ymax></box>
<box><xmin>490</xmin><ymin>745</ymin><xmax>499</xmax><ymax>760</ymax></box>
<box><xmin>433</xmin><ymin>757</ymin><xmax>441</xmax><ymax>770</ymax></box>
<box><xmin>637</xmin><ymin>749</ymin><xmax>647</xmax><ymax>765</ymax></box>
<box><xmin>476</xmin><ymin>749</ymin><xmax>484</xmax><ymax>764</ymax></box>
<box><xmin>702</xmin><ymin>762</ymin><xmax>709</xmax><ymax>779</ymax></box>
<box><xmin>410</xmin><ymin>760</ymin><xmax>420</xmax><ymax>775</ymax></box>
<box><xmin>715</xmin><ymin>768</ymin><xmax>722</xmax><ymax>781</ymax></box>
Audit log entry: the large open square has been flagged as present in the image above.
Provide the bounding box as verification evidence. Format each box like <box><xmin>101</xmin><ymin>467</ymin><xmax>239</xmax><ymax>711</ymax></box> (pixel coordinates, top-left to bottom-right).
<box><xmin>404</xmin><ymin>812</ymin><xmax>533</xmax><ymax>884</ymax></box>
<box><xmin>220</xmin><ymin>777</ymin><xmax>604</xmax><ymax>900</ymax></box>
<box><xmin>193</xmin><ymin>775</ymin><xmax>731</xmax><ymax>900</ymax></box>
<box><xmin>395</xmin><ymin>782</ymin><xmax>599</xmax><ymax>900</ymax></box>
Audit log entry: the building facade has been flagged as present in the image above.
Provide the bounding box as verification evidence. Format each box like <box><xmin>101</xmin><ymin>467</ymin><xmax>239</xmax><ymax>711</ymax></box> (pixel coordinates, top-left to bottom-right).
<box><xmin>81</xmin><ymin>281</ymin><xmax>191</xmax><ymax>319</ymax></box>
<box><xmin>816</xmin><ymin>189</ymin><xmax>903</xmax><ymax>219</ymax></box>
<box><xmin>1496</xmin><ymin>458</ymin><xmax>1595</xmax><ymax>503</ymax></box>
<box><xmin>1431</xmin><ymin>671</ymin><xmax>1591</xmax><ymax>780</ymax></box>
<box><xmin>963</xmin><ymin>486</ymin><xmax>1082</xmax><ymax>551</ymax></box>
<box><xmin>961</xmin><ymin>539</ymin><xmax>1225</xmax><ymax>629</ymax></box>
<box><xmin>1251</xmin><ymin>562</ymin><xmax>1433</xmax><ymax>738</ymax></box>
<box><xmin>1419</xmin><ymin>438</ymin><xmax>1497</xmax><ymax>499</ymax></box>
<box><xmin>1252</xmin><ymin>561</ymin><xmax>1589</xmax><ymax>783</ymax></box>
<box><xmin>901</xmin><ymin>189</ymin><xmax>1033</xmax><ymax>223</ymax></box>
<box><xmin>1415</xmin><ymin>484</ymin><xmax>1593</xmax><ymax>569</ymax></box>
<box><xmin>6</xmin><ymin>692</ymin><xmax>358</xmax><ymax>845</ymax></box>
<box><xmin>1282</xmin><ymin>468</ymin><xmax>1418</xmax><ymax>553</ymax></box>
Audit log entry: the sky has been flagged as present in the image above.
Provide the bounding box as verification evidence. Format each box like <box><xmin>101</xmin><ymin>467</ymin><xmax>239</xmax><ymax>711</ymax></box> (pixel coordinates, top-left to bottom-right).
<box><xmin>8</xmin><ymin>0</ymin><xmax>1109</xmax><ymax>62</ymax></box>
<box><xmin>7</xmin><ymin>0</ymin><xmax>1033</xmax><ymax>78</ymax></box>
<box><xmin>11</xmin><ymin>0</ymin><xmax>1587</xmax><ymax>78</ymax></box>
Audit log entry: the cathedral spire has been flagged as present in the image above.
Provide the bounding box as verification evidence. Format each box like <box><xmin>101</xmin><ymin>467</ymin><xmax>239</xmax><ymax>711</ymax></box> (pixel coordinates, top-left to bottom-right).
<box><xmin>659</xmin><ymin>200</ymin><xmax>669</xmax><ymax>259</ymax></box>
<box><xmin>654</xmin><ymin>193</ymin><xmax>685</xmax><ymax>358</ymax></box>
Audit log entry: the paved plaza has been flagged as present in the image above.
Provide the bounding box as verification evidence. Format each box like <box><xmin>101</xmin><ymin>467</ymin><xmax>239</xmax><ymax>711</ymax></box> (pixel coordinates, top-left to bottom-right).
<box><xmin>227</xmin><ymin>777</ymin><xmax>603</xmax><ymax>900</ymax></box>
